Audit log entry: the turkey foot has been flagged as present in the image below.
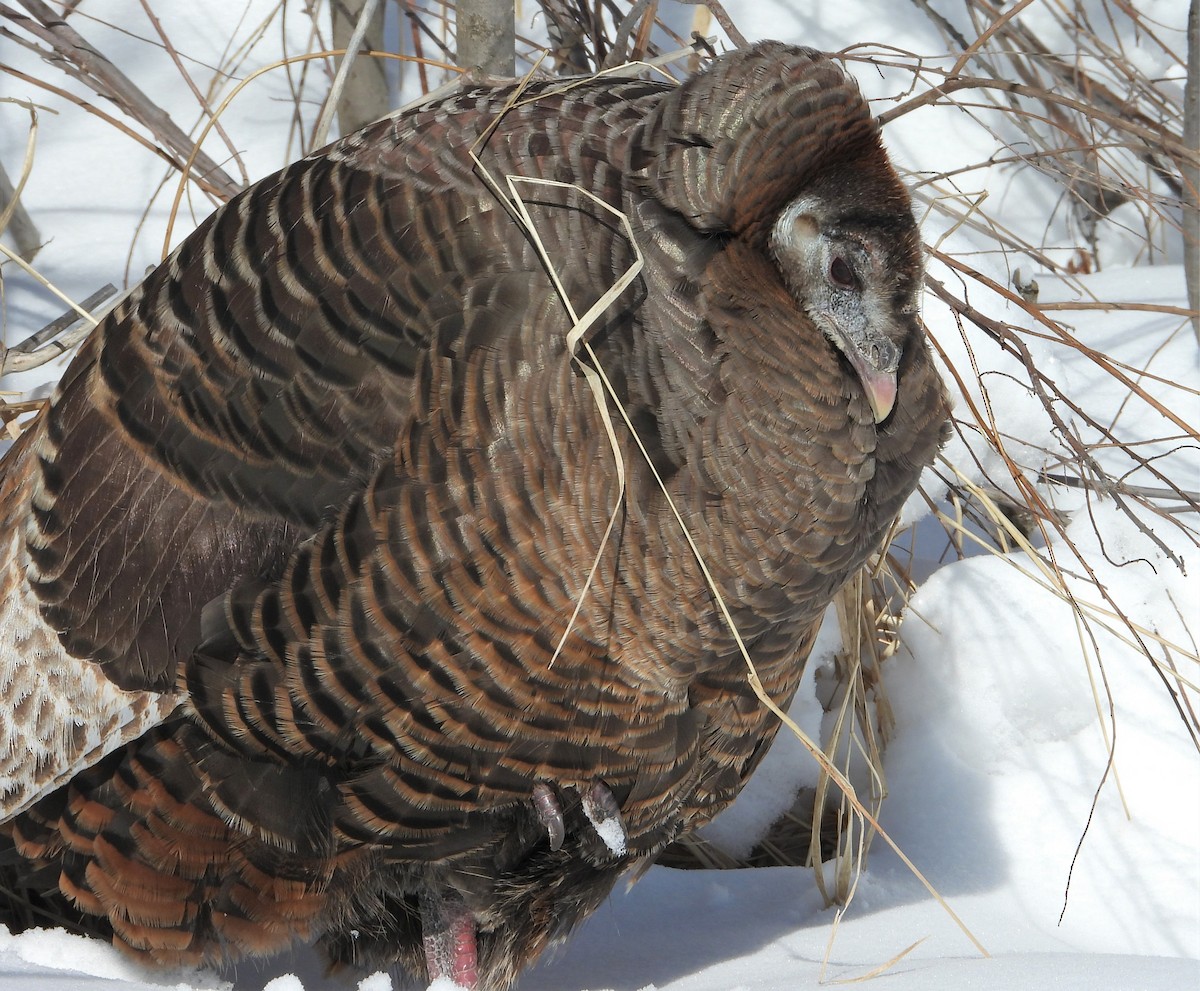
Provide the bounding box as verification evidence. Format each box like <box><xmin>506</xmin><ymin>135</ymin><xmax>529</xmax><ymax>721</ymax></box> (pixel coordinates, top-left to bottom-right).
<box><xmin>421</xmin><ymin>887</ymin><xmax>478</xmax><ymax>989</ymax></box>
<box><xmin>531</xmin><ymin>782</ymin><xmax>565</xmax><ymax>851</ymax></box>
<box><xmin>581</xmin><ymin>782</ymin><xmax>627</xmax><ymax>856</ymax></box>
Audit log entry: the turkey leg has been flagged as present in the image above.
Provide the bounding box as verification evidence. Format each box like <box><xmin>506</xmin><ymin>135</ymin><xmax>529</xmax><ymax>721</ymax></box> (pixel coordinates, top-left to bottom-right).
<box><xmin>421</xmin><ymin>887</ymin><xmax>479</xmax><ymax>989</ymax></box>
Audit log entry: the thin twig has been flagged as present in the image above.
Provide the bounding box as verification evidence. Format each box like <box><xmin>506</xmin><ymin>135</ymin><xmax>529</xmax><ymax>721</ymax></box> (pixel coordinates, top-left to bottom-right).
<box><xmin>1041</xmin><ymin>471</ymin><xmax>1200</xmax><ymax>506</ymax></box>
<box><xmin>315</xmin><ymin>0</ymin><xmax>384</xmax><ymax>146</ymax></box>
<box><xmin>133</xmin><ymin>0</ymin><xmax>248</xmax><ymax>187</ymax></box>
<box><xmin>0</xmin><ymin>159</ymin><xmax>40</xmax><ymax>261</ymax></box>
<box><xmin>2</xmin><ymin>0</ymin><xmax>241</xmax><ymax>198</ymax></box>
<box><xmin>0</xmin><ymin>61</ymin><xmax>231</xmax><ymax>198</ymax></box>
<box><xmin>678</xmin><ymin>0</ymin><xmax>747</xmax><ymax>48</ymax></box>
<box><xmin>0</xmin><ymin>274</ymin><xmax>115</xmax><ymax>376</ymax></box>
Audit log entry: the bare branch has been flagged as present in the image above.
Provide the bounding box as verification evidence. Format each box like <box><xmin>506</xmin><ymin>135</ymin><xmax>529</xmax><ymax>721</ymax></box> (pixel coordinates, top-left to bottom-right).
<box><xmin>0</xmin><ymin>284</ymin><xmax>116</xmax><ymax>376</ymax></box>
<box><xmin>0</xmin><ymin>59</ymin><xmax>230</xmax><ymax>198</ymax></box>
<box><xmin>2</xmin><ymin>0</ymin><xmax>241</xmax><ymax>199</ymax></box>
<box><xmin>679</xmin><ymin>0</ymin><xmax>747</xmax><ymax>49</ymax></box>
<box><xmin>0</xmin><ymin>159</ymin><xmax>40</xmax><ymax>261</ymax></box>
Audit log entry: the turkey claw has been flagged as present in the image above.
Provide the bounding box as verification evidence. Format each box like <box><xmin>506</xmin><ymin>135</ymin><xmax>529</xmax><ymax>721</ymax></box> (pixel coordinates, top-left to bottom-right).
<box><xmin>581</xmin><ymin>782</ymin><xmax>627</xmax><ymax>856</ymax></box>
<box><xmin>531</xmin><ymin>782</ymin><xmax>565</xmax><ymax>852</ymax></box>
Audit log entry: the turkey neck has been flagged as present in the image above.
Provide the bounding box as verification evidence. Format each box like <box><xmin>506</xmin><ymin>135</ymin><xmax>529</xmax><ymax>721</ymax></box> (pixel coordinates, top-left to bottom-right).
<box><xmin>625</xmin><ymin>239</ymin><xmax>885</xmax><ymax>682</ymax></box>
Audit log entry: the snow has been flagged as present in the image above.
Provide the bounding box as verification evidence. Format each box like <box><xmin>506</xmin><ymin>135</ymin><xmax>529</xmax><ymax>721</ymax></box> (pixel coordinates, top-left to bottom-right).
<box><xmin>1</xmin><ymin>2</ymin><xmax>1196</xmax><ymax>990</ymax></box>
<box><xmin>583</xmin><ymin>805</ymin><xmax>628</xmax><ymax>858</ymax></box>
<box><xmin>261</xmin><ymin>978</ymin><xmax>307</xmax><ymax>991</ymax></box>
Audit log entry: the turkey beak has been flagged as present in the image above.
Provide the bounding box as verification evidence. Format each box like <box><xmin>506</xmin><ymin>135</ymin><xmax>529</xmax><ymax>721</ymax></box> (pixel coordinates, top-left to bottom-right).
<box><xmin>829</xmin><ymin>323</ymin><xmax>899</xmax><ymax>424</ymax></box>
<box><xmin>844</xmin><ymin>339</ymin><xmax>898</xmax><ymax>423</ymax></box>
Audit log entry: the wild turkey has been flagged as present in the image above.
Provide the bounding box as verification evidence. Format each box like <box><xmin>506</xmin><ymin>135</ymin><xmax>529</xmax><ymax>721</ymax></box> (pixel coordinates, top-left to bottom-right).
<box><xmin>0</xmin><ymin>42</ymin><xmax>949</xmax><ymax>989</ymax></box>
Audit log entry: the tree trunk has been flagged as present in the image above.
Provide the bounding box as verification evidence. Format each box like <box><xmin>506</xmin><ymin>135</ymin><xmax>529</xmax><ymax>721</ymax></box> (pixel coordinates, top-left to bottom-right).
<box><xmin>331</xmin><ymin>0</ymin><xmax>391</xmax><ymax>136</ymax></box>
<box><xmin>458</xmin><ymin>0</ymin><xmax>516</xmax><ymax>77</ymax></box>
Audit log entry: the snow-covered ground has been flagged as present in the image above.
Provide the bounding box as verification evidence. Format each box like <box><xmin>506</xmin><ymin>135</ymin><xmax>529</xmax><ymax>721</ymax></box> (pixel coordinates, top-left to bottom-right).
<box><xmin>1</xmin><ymin>2</ymin><xmax>1197</xmax><ymax>989</ymax></box>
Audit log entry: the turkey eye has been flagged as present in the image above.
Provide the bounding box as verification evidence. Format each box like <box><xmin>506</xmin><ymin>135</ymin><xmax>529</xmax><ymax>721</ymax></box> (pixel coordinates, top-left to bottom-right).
<box><xmin>829</xmin><ymin>255</ymin><xmax>856</xmax><ymax>288</ymax></box>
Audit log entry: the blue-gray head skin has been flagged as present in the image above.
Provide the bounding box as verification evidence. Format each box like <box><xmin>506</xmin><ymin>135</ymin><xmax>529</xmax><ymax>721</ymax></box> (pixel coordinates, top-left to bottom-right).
<box><xmin>770</xmin><ymin>182</ymin><xmax>923</xmax><ymax>424</ymax></box>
